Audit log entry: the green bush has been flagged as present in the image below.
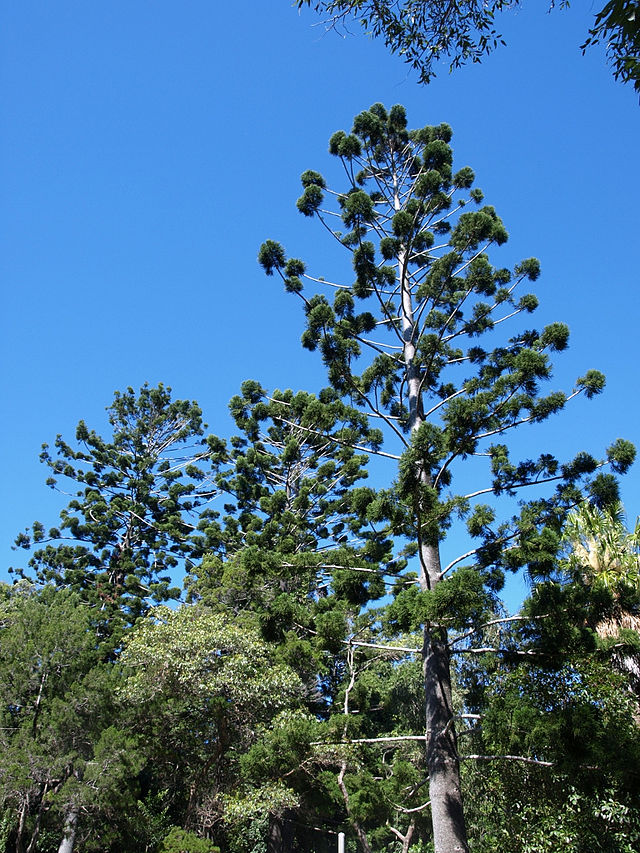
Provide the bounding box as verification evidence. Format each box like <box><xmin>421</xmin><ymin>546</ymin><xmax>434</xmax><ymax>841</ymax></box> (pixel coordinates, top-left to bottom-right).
<box><xmin>159</xmin><ymin>826</ymin><xmax>220</xmax><ymax>853</ymax></box>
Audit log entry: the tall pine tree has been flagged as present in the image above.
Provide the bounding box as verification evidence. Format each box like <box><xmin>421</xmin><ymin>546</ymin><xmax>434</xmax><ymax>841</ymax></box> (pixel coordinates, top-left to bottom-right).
<box><xmin>259</xmin><ymin>103</ymin><xmax>635</xmax><ymax>852</ymax></box>
<box><xmin>13</xmin><ymin>384</ymin><xmax>214</xmax><ymax>628</ymax></box>
<box><xmin>187</xmin><ymin>381</ymin><xmax>391</xmax><ymax>714</ymax></box>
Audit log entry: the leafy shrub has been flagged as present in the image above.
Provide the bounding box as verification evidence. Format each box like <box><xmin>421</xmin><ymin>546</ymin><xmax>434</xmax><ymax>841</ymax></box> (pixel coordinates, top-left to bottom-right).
<box><xmin>159</xmin><ymin>826</ymin><xmax>220</xmax><ymax>853</ymax></box>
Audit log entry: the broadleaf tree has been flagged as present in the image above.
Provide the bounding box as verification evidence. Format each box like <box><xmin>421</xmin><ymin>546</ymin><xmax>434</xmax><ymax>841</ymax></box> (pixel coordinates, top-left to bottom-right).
<box><xmin>456</xmin><ymin>507</ymin><xmax>640</xmax><ymax>851</ymax></box>
<box><xmin>119</xmin><ymin>605</ymin><xmax>304</xmax><ymax>850</ymax></box>
<box><xmin>259</xmin><ymin>102</ymin><xmax>635</xmax><ymax>852</ymax></box>
<box><xmin>297</xmin><ymin>0</ymin><xmax>640</xmax><ymax>94</ymax></box>
<box><xmin>555</xmin><ymin>501</ymin><xmax>639</xmax><ymax>702</ymax></box>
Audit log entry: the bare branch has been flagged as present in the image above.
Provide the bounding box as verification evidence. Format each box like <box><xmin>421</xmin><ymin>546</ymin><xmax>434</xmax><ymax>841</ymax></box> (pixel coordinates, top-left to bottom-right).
<box><xmin>347</xmin><ymin>640</ymin><xmax>421</xmax><ymax>654</ymax></box>
<box><xmin>313</xmin><ymin>735</ymin><xmax>427</xmax><ymax>746</ymax></box>
<box><xmin>450</xmin><ymin>614</ymin><xmax>550</xmax><ymax>647</ymax></box>
<box><xmin>273</xmin><ymin>415</ymin><xmax>403</xmax><ymax>460</ymax></box>
<box><xmin>461</xmin><ymin>754</ymin><xmax>554</xmax><ymax>767</ymax></box>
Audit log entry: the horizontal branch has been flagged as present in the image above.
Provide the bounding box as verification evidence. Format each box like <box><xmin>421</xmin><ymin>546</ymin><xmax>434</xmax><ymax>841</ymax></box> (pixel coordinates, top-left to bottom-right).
<box><xmin>358</xmin><ymin>336</ymin><xmax>404</xmax><ymax>352</ymax></box>
<box><xmin>462</xmin><ymin>465</ymin><xmax>596</xmax><ymax>501</ymax></box>
<box><xmin>461</xmin><ymin>754</ymin><xmax>554</xmax><ymax>767</ymax></box>
<box><xmin>449</xmin><ymin>614</ymin><xmax>544</xmax><ymax>647</ymax></box>
<box><xmin>441</xmin><ymin>547</ymin><xmax>480</xmax><ymax>576</ymax></box>
<box><xmin>390</xmin><ymin>799</ymin><xmax>431</xmax><ymax>815</ymax></box>
<box><xmin>312</xmin><ymin>735</ymin><xmax>427</xmax><ymax>746</ymax></box>
<box><xmin>281</xmin><ymin>562</ymin><xmax>379</xmax><ymax>574</ymax></box>
<box><xmin>347</xmin><ymin>640</ymin><xmax>421</xmax><ymax>654</ymax></box>
<box><xmin>452</xmin><ymin>647</ymin><xmax>541</xmax><ymax>657</ymax></box>
<box><xmin>303</xmin><ymin>273</ymin><xmax>347</xmax><ymax>289</ymax></box>
<box><xmin>274</xmin><ymin>415</ymin><xmax>402</xmax><ymax>460</ymax></box>
<box><xmin>474</xmin><ymin>387</ymin><xmax>583</xmax><ymax>442</ymax></box>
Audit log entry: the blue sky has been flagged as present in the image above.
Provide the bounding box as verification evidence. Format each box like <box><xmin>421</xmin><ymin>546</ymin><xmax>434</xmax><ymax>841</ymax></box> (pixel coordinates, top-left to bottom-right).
<box><xmin>2</xmin><ymin>1</ymin><xmax>639</xmax><ymax>605</ymax></box>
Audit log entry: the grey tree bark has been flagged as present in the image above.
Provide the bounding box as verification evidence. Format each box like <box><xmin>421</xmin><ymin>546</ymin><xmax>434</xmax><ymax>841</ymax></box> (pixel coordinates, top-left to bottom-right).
<box><xmin>57</xmin><ymin>807</ymin><xmax>78</xmax><ymax>853</ymax></box>
<box><xmin>394</xmin><ymin>159</ymin><xmax>470</xmax><ymax>853</ymax></box>
<box><xmin>423</xmin><ymin>615</ymin><xmax>468</xmax><ymax>853</ymax></box>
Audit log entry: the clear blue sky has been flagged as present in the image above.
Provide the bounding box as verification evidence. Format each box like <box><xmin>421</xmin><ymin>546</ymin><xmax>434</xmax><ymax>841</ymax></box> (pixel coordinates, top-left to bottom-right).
<box><xmin>2</xmin><ymin>1</ymin><xmax>639</xmax><ymax>603</ymax></box>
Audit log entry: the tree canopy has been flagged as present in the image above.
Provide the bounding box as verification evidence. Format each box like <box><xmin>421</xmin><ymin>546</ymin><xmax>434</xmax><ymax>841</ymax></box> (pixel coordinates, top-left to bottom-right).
<box><xmin>12</xmin><ymin>384</ymin><xmax>215</xmax><ymax>628</ymax></box>
<box><xmin>259</xmin><ymin>100</ymin><xmax>635</xmax><ymax>852</ymax></box>
<box><xmin>298</xmin><ymin>1</ymin><xmax>640</xmax><ymax>93</ymax></box>
<box><xmin>3</xmin><ymin>94</ymin><xmax>638</xmax><ymax>853</ymax></box>
<box><xmin>120</xmin><ymin>605</ymin><xmax>303</xmax><ymax>845</ymax></box>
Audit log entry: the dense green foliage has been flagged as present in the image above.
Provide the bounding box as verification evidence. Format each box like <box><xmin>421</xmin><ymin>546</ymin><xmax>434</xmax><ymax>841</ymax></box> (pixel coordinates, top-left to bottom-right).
<box><xmin>159</xmin><ymin>828</ymin><xmax>219</xmax><ymax>853</ymax></box>
<box><xmin>0</xmin><ymin>584</ymin><xmax>145</xmax><ymax>853</ymax></box>
<box><xmin>120</xmin><ymin>606</ymin><xmax>303</xmax><ymax>848</ymax></box>
<box><xmin>582</xmin><ymin>1</ymin><xmax>640</xmax><ymax>93</ymax></box>
<box><xmin>2</xmin><ymin>559</ymin><xmax>638</xmax><ymax>852</ymax></box>
<box><xmin>12</xmin><ymin>384</ymin><xmax>213</xmax><ymax>628</ymax></box>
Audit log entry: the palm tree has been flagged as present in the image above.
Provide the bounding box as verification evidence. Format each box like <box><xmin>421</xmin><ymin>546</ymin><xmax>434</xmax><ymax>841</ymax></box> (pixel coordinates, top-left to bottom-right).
<box><xmin>562</xmin><ymin>501</ymin><xmax>640</xmax><ymax>703</ymax></box>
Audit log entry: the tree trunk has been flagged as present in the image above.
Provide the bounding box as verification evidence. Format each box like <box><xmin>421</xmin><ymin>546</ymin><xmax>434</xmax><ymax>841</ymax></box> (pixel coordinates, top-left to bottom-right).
<box><xmin>337</xmin><ymin>761</ymin><xmax>372</xmax><ymax>853</ymax></box>
<box><xmin>394</xmin><ymin>152</ymin><xmax>470</xmax><ymax>852</ymax></box>
<box><xmin>57</xmin><ymin>807</ymin><xmax>78</xmax><ymax>853</ymax></box>
<box><xmin>15</xmin><ymin>797</ymin><xmax>28</xmax><ymax>853</ymax></box>
<box><xmin>337</xmin><ymin>649</ymin><xmax>372</xmax><ymax>853</ymax></box>
<box><xmin>416</xmin><ymin>535</ymin><xmax>468</xmax><ymax>853</ymax></box>
<box><xmin>267</xmin><ymin>816</ymin><xmax>283</xmax><ymax>853</ymax></box>
<box><xmin>413</xmin><ymin>472</ymin><xmax>469</xmax><ymax>849</ymax></box>
<box><xmin>423</xmin><ymin>623</ymin><xmax>468</xmax><ymax>853</ymax></box>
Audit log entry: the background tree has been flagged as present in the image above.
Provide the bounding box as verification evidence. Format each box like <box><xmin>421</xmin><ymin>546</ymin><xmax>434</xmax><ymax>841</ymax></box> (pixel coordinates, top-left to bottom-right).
<box><xmin>298</xmin><ymin>0</ymin><xmax>640</xmax><ymax>94</ymax></box>
<box><xmin>240</xmin><ymin>632</ymin><xmax>432</xmax><ymax>853</ymax></box>
<box><xmin>0</xmin><ymin>583</ymin><xmax>144</xmax><ymax>853</ymax></box>
<box><xmin>259</xmin><ymin>102</ymin><xmax>634</xmax><ymax>852</ymax></box>
<box><xmin>188</xmin><ymin>381</ymin><xmax>389</xmax><ymax>613</ymax></box>
<box><xmin>187</xmin><ymin>382</ymin><xmax>437</xmax><ymax>850</ymax></box>
<box><xmin>119</xmin><ymin>605</ymin><xmax>303</xmax><ymax>851</ymax></box>
<box><xmin>13</xmin><ymin>384</ymin><xmax>215</xmax><ymax>628</ymax></box>
<box><xmin>187</xmin><ymin>381</ymin><xmax>393</xmax><ymax>710</ymax></box>
<box><xmin>455</xmin><ymin>505</ymin><xmax>640</xmax><ymax>852</ymax></box>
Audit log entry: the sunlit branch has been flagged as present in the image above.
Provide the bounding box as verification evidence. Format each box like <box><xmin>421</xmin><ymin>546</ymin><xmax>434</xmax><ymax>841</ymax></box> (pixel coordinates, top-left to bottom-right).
<box><xmin>346</xmin><ymin>639</ymin><xmax>421</xmax><ymax>654</ymax></box>
<box><xmin>313</xmin><ymin>735</ymin><xmax>428</xmax><ymax>745</ymax></box>
<box><xmin>450</xmin><ymin>614</ymin><xmax>549</xmax><ymax>647</ymax></box>
<box><xmin>460</xmin><ymin>754</ymin><xmax>555</xmax><ymax>767</ymax></box>
<box><xmin>452</xmin><ymin>647</ymin><xmax>541</xmax><ymax>657</ymax></box>
<box><xmin>423</xmin><ymin>386</ymin><xmax>466</xmax><ymax>420</ymax></box>
<box><xmin>273</xmin><ymin>415</ymin><xmax>403</xmax><ymax>459</ymax></box>
<box><xmin>391</xmin><ymin>800</ymin><xmax>431</xmax><ymax>815</ymax></box>
<box><xmin>303</xmin><ymin>274</ymin><xmax>350</xmax><ymax>289</ymax></box>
